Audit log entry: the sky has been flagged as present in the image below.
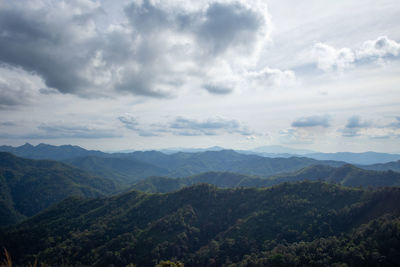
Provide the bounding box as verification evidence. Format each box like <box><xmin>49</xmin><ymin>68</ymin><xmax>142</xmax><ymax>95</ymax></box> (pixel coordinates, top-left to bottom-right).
<box><xmin>0</xmin><ymin>0</ymin><xmax>399</xmax><ymax>153</ymax></box>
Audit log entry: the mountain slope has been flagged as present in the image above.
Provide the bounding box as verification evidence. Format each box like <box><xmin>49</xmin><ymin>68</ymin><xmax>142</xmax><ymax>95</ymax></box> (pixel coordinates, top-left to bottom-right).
<box><xmin>65</xmin><ymin>156</ymin><xmax>169</xmax><ymax>185</ymax></box>
<box><xmin>0</xmin><ymin>152</ymin><xmax>117</xmax><ymax>226</ymax></box>
<box><xmin>1</xmin><ymin>182</ymin><xmax>399</xmax><ymax>266</ymax></box>
<box><xmin>359</xmin><ymin>160</ymin><xmax>400</xmax><ymax>172</ymax></box>
<box><xmin>131</xmin><ymin>164</ymin><xmax>400</xmax><ymax>193</ymax></box>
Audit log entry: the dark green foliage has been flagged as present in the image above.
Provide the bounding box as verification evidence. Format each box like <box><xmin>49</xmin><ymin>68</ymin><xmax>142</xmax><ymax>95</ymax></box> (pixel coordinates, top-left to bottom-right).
<box><xmin>1</xmin><ymin>182</ymin><xmax>399</xmax><ymax>266</ymax></box>
<box><xmin>230</xmin><ymin>215</ymin><xmax>400</xmax><ymax>267</ymax></box>
<box><xmin>0</xmin><ymin>152</ymin><xmax>117</xmax><ymax>226</ymax></box>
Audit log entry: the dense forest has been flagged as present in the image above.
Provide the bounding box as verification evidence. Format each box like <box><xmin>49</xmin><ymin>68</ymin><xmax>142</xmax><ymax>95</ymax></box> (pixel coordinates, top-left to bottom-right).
<box><xmin>1</xmin><ymin>145</ymin><xmax>400</xmax><ymax>266</ymax></box>
<box><xmin>1</xmin><ymin>182</ymin><xmax>400</xmax><ymax>266</ymax></box>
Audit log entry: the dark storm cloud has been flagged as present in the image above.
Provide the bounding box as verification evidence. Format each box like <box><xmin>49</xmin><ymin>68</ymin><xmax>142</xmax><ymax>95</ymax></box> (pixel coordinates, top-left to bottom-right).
<box><xmin>291</xmin><ymin>115</ymin><xmax>331</xmax><ymax>128</ymax></box>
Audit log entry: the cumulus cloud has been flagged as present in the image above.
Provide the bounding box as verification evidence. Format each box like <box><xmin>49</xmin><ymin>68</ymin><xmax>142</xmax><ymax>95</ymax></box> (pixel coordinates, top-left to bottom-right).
<box><xmin>312</xmin><ymin>36</ymin><xmax>400</xmax><ymax>71</ymax></box>
<box><xmin>291</xmin><ymin>115</ymin><xmax>331</xmax><ymax>128</ymax></box>
<box><xmin>0</xmin><ymin>0</ymin><xmax>274</xmax><ymax>99</ymax></box>
<box><xmin>0</xmin><ymin>65</ymin><xmax>45</xmax><ymax>109</ymax></box>
<box><xmin>247</xmin><ymin>67</ymin><xmax>296</xmax><ymax>88</ymax></box>
<box><xmin>312</xmin><ymin>43</ymin><xmax>355</xmax><ymax>71</ymax></box>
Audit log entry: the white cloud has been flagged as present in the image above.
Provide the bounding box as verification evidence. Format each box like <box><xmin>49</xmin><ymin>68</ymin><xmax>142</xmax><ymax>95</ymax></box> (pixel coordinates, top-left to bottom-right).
<box><xmin>312</xmin><ymin>36</ymin><xmax>400</xmax><ymax>71</ymax></box>
<box><xmin>357</xmin><ymin>36</ymin><xmax>400</xmax><ymax>59</ymax></box>
<box><xmin>246</xmin><ymin>67</ymin><xmax>296</xmax><ymax>88</ymax></box>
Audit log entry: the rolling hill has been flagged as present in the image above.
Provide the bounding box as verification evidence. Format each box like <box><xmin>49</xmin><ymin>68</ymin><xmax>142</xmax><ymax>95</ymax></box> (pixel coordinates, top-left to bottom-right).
<box><xmin>64</xmin><ymin>156</ymin><xmax>169</xmax><ymax>185</ymax></box>
<box><xmin>0</xmin><ymin>152</ymin><xmax>117</xmax><ymax>226</ymax></box>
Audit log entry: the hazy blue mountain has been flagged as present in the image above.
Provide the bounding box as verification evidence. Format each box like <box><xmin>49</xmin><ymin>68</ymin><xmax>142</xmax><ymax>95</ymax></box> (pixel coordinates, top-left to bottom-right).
<box><xmin>306</xmin><ymin>151</ymin><xmax>400</xmax><ymax>165</ymax></box>
<box><xmin>65</xmin><ymin>156</ymin><xmax>170</xmax><ymax>185</ymax></box>
<box><xmin>122</xmin><ymin>149</ymin><xmax>345</xmax><ymax>178</ymax></box>
<box><xmin>130</xmin><ymin>164</ymin><xmax>400</xmax><ymax>193</ymax></box>
<box><xmin>250</xmin><ymin>145</ymin><xmax>316</xmax><ymax>155</ymax></box>
<box><xmin>0</xmin><ymin>152</ymin><xmax>117</xmax><ymax>226</ymax></box>
<box><xmin>358</xmin><ymin>160</ymin><xmax>400</xmax><ymax>172</ymax></box>
<box><xmin>160</xmin><ymin>146</ymin><xmax>225</xmax><ymax>154</ymax></box>
<box><xmin>0</xmin><ymin>143</ymin><xmax>108</xmax><ymax>161</ymax></box>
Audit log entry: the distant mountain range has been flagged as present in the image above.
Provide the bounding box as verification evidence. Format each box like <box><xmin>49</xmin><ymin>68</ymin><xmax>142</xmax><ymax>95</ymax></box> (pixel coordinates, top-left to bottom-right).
<box><xmin>0</xmin><ymin>143</ymin><xmax>107</xmax><ymax>160</ymax></box>
<box><xmin>1</xmin><ymin>144</ymin><xmax>400</xmax><ymax>185</ymax></box>
<box><xmin>305</xmin><ymin>151</ymin><xmax>400</xmax><ymax>165</ymax></box>
<box><xmin>3</xmin><ymin>143</ymin><xmax>399</xmax><ymax>165</ymax></box>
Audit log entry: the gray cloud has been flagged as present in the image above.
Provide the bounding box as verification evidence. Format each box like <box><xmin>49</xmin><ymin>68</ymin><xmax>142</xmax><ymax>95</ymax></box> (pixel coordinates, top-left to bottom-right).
<box><xmin>196</xmin><ymin>2</ymin><xmax>264</xmax><ymax>55</ymax></box>
<box><xmin>34</xmin><ymin>123</ymin><xmax>120</xmax><ymax>139</ymax></box>
<box><xmin>202</xmin><ymin>84</ymin><xmax>233</xmax><ymax>95</ymax></box>
<box><xmin>345</xmin><ymin>116</ymin><xmax>371</xmax><ymax>128</ymax></box>
<box><xmin>291</xmin><ymin>115</ymin><xmax>331</xmax><ymax>128</ymax></box>
<box><xmin>0</xmin><ymin>0</ymin><xmax>271</xmax><ymax>99</ymax></box>
<box><xmin>118</xmin><ymin>115</ymin><xmax>159</xmax><ymax>137</ymax></box>
<box><xmin>118</xmin><ymin>115</ymin><xmax>140</xmax><ymax>131</ymax></box>
<box><xmin>168</xmin><ymin>116</ymin><xmax>253</xmax><ymax>136</ymax></box>
<box><xmin>342</xmin><ymin>116</ymin><xmax>371</xmax><ymax>137</ymax></box>
<box><xmin>0</xmin><ymin>64</ymin><xmax>43</xmax><ymax>109</ymax></box>
<box><xmin>0</xmin><ymin>121</ymin><xmax>17</xmax><ymax>127</ymax></box>
<box><xmin>0</xmin><ymin>1</ymin><xmax>100</xmax><ymax>96</ymax></box>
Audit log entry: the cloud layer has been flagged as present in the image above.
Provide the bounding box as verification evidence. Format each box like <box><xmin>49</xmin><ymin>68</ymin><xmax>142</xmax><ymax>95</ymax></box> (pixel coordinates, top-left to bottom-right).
<box><xmin>0</xmin><ymin>0</ymin><xmax>282</xmax><ymax>99</ymax></box>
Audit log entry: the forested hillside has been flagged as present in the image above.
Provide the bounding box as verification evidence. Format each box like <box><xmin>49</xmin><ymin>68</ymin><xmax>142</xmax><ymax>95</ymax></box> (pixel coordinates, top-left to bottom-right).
<box><xmin>0</xmin><ymin>152</ymin><xmax>117</xmax><ymax>226</ymax></box>
<box><xmin>1</xmin><ymin>182</ymin><xmax>399</xmax><ymax>266</ymax></box>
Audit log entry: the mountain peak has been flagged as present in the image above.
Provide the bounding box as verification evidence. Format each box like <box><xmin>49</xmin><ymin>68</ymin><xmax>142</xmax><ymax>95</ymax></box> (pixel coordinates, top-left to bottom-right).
<box><xmin>20</xmin><ymin>142</ymin><xmax>34</xmax><ymax>148</ymax></box>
